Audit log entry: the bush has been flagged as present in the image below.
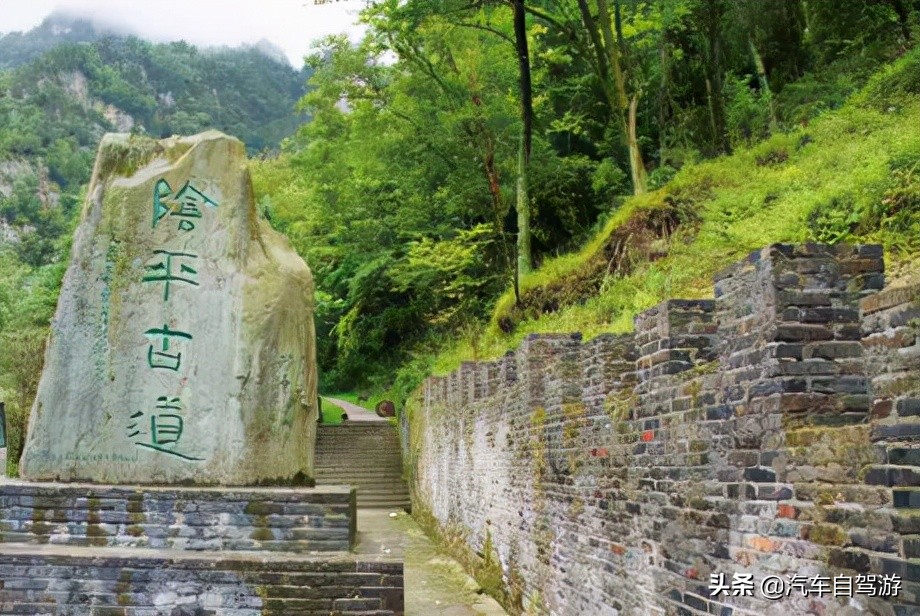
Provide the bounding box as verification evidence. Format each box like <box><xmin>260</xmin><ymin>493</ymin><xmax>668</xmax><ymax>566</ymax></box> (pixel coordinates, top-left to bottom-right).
<box><xmin>0</xmin><ymin>328</ymin><xmax>45</xmax><ymax>476</ymax></box>
<box><xmin>853</xmin><ymin>46</ymin><xmax>920</xmax><ymax>111</ymax></box>
<box><xmin>724</xmin><ymin>74</ymin><xmax>773</xmax><ymax>148</ymax></box>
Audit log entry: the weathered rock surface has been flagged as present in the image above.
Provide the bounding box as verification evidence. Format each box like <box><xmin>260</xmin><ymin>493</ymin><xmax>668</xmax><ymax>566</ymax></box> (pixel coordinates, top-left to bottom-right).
<box><xmin>20</xmin><ymin>130</ymin><xmax>318</xmax><ymax>485</ymax></box>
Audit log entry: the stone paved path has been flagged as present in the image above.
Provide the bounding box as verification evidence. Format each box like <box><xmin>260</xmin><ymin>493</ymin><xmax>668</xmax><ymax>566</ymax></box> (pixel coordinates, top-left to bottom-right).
<box><xmin>323</xmin><ymin>396</ymin><xmax>388</xmax><ymax>422</ymax></box>
<box><xmin>356</xmin><ymin>509</ymin><xmax>508</xmax><ymax>616</ymax></box>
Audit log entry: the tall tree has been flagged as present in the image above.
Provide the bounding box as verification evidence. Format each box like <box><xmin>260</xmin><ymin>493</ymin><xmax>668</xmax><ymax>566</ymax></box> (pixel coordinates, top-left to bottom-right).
<box><xmin>512</xmin><ymin>0</ymin><xmax>534</xmax><ymax>277</ymax></box>
<box><xmin>575</xmin><ymin>0</ymin><xmax>648</xmax><ymax>194</ymax></box>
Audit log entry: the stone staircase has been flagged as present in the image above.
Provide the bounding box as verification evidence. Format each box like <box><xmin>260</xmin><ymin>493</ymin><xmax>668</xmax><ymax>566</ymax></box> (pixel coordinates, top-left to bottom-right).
<box><xmin>315</xmin><ymin>424</ymin><xmax>411</xmax><ymax>511</ymax></box>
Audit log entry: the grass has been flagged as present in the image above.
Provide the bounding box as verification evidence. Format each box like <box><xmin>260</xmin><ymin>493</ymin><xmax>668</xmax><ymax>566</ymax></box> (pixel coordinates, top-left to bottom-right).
<box><xmin>320</xmin><ymin>394</ymin><xmax>399</xmax><ymax>427</ymax></box>
<box><xmin>426</xmin><ymin>49</ymin><xmax>920</xmax><ymax>378</ymax></box>
<box><xmin>319</xmin><ymin>397</ymin><xmax>347</xmax><ymax>424</ymax></box>
<box><xmin>324</xmin><ymin>391</ymin><xmax>386</xmax><ymax>410</ymax></box>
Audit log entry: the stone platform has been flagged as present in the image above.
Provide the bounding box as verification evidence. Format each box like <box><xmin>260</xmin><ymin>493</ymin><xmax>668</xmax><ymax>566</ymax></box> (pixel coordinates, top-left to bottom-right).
<box><xmin>0</xmin><ymin>543</ymin><xmax>402</xmax><ymax>615</ymax></box>
<box><xmin>0</xmin><ymin>480</ymin><xmax>404</xmax><ymax>615</ymax></box>
<box><xmin>0</xmin><ymin>480</ymin><xmax>356</xmax><ymax>553</ymax></box>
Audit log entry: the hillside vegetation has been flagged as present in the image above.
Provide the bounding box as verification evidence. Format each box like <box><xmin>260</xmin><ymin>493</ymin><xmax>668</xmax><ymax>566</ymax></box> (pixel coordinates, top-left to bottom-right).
<box><xmin>250</xmin><ymin>0</ymin><xmax>920</xmax><ymax>403</ymax></box>
<box><xmin>434</xmin><ymin>48</ymin><xmax>920</xmax><ymax>375</ymax></box>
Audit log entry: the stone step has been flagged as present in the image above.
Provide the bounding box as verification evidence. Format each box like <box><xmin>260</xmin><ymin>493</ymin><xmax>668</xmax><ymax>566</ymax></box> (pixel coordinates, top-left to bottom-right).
<box><xmin>359</xmin><ymin>504</ymin><xmax>410</xmax><ymax>511</ymax></box>
<box><xmin>315</xmin><ymin>489</ymin><xmax>409</xmax><ymax>500</ymax></box>
<box><xmin>313</xmin><ymin>424</ymin><xmax>407</xmax><ymax>511</ymax></box>
<box><xmin>315</xmin><ymin>477</ymin><xmax>404</xmax><ymax>485</ymax></box>
<box><xmin>358</xmin><ymin>503</ymin><xmax>411</xmax><ymax>510</ymax></box>
<box><xmin>316</xmin><ymin>469</ymin><xmax>403</xmax><ymax>485</ymax></box>
<box><xmin>357</xmin><ymin>494</ymin><xmax>410</xmax><ymax>502</ymax></box>
<box><xmin>314</xmin><ymin>450</ymin><xmax>402</xmax><ymax>459</ymax></box>
<box><xmin>314</xmin><ymin>484</ymin><xmax>408</xmax><ymax>493</ymax></box>
<box><xmin>317</xmin><ymin>472</ymin><xmax>402</xmax><ymax>479</ymax></box>
<box><xmin>315</xmin><ymin>451</ymin><xmax>402</xmax><ymax>458</ymax></box>
<box><xmin>314</xmin><ymin>459</ymin><xmax>403</xmax><ymax>468</ymax></box>
<box><xmin>313</xmin><ymin>479</ymin><xmax>408</xmax><ymax>488</ymax></box>
<box><xmin>317</xmin><ymin>424</ymin><xmax>399</xmax><ymax>432</ymax></box>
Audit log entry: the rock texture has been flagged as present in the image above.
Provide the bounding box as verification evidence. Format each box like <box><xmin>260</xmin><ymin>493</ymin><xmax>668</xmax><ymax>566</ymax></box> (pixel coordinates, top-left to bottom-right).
<box><xmin>20</xmin><ymin>131</ymin><xmax>318</xmax><ymax>485</ymax></box>
<box><xmin>407</xmin><ymin>244</ymin><xmax>920</xmax><ymax>615</ymax></box>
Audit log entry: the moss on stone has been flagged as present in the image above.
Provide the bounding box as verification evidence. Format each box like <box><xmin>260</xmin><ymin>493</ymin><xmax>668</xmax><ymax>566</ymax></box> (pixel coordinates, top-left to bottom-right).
<box><xmin>562</xmin><ymin>403</ymin><xmax>587</xmax><ymax>473</ymax></box>
<box><xmin>250</xmin><ymin>526</ymin><xmax>274</xmax><ymax>542</ymax></box>
<box><xmin>244</xmin><ymin>501</ymin><xmax>283</xmax><ymax>516</ymax></box>
<box><xmin>115</xmin><ymin>569</ymin><xmax>134</xmax><ymax>605</ymax></box>
<box><xmin>97</xmin><ymin>134</ymin><xmax>163</xmax><ymax>178</ymax></box>
<box><xmin>605</xmin><ymin>389</ymin><xmax>636</xmax><ymax>425</ymax></box>
<box><xmin>529</xmin><ymin>407</ymin><xmax>548</xmax><ymax>481</ymax></box>
<box><xmin>808</xmin><ymin>523</ymin><xmax>849</xmax><ymax>546</ymax></box>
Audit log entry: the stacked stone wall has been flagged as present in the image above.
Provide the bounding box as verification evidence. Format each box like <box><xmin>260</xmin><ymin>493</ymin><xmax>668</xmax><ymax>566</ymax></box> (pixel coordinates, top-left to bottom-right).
<box><xmin>408</xmin><ymin>243</ymin><xmax>919</xmax><ymax>615</ymax></box>
<box><xmin>0</xmin><ymin>546</ymin><xmax>402</xmax><ymax>615</ymax></box>
<box><xmin>0</xmin><ymin>481</ymin><xmax>355</xmax><ymax>553</ymax></box>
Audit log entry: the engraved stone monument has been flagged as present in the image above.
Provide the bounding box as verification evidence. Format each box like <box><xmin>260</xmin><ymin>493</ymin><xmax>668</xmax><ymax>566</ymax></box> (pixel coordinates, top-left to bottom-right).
<box><xmin>19</xmin><ymin>131</ymin><xmax>319</xmax><ymax>485</ymax></box>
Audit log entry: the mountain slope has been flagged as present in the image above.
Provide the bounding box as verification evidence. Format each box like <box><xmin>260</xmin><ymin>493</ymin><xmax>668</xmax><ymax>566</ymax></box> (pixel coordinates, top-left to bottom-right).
<box><xmin>426</xmin><ymin>46</ymin><xmax>920</xmax><ymax>377</ymax></box>
<box><xmin>0</xmin><ymin>18</ymin><xmax>311</xmax><ymax>266</ymax></box>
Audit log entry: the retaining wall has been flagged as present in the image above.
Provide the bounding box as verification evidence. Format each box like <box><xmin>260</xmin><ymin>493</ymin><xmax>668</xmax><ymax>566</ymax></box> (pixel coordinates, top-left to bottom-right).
<box><xmin>407</xmin><ymin>243</ymin><xmax>919</xmax><ymax>615</ymax></box>
<box><xmin>0</xmin><ymin>481</ymin><xmax>355</xmax><ymax>553</ymax></box>
<box><xmin>0</xmin><ymin>544</ymin><xmax>402</xmax><ymax>615</ymax></box>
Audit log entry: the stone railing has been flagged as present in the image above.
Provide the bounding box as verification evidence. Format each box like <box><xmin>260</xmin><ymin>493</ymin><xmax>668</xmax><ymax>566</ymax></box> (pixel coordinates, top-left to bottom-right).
<box><xmin>408</xmin><ymin>244</ymin><xmax>918</xmax><ymax>614</ymax></box>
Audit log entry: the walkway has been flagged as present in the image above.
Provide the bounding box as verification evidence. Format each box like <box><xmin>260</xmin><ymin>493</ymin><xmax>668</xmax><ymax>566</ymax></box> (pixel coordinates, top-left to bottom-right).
<box><xmin>323</xmin><ymin>396</ymin><xmax>389</xmax><ymax>422</ymax></box>
<box><xmin>356</xmin><ymin>509</ymin><xmax>508</xmax><ymax>616</ymax></box>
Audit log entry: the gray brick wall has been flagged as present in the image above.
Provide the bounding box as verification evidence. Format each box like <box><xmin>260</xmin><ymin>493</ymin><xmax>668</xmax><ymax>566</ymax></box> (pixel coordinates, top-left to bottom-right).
<box><xmin>0</xmin><ymin>547</ymin><xmax>402</xmax><ymax>615</ymax></box>
<box><xmin>0</xmin><ymin>482</ymin><xmax>355</xmax><ymax>552</ymax></box>
<box><xmin>408</xmin><ymin>243</ymin><xmax>919</xmax><ymax>615</ymax></box>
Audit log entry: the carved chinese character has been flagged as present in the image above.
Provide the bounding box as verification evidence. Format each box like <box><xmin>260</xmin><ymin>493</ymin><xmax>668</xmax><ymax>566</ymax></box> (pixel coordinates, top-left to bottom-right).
<box><xmin>142</xmin><ymin>250</ymin><xmax>199</xmax><ymax>301</ymax></box>
<box><xmin>144</xmin><ymin>324</ymin><xmax>192</xmax><ymax>371</ymax></box>
<box><xmin>127</xmin><ymin>396</ymin><xmax>202</xmax><ymax>461</ymax></box>
<box><xmin>153</xmin><ymin>179</ymin><xmax>218</xmax><ymax>232</ymax></box>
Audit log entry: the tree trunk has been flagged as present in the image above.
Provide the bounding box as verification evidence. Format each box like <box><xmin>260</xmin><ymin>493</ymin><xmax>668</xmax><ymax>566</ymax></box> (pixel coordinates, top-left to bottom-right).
<box><xmin>658</xmin><ymin>33</ymin><xmax>672</xmax><ymax>160</ymax></box>
<box><xmin>705</xmin><ymin>0</ymin><xmax>730</xmax><ymax>153</ymax></box>
<box><xmin>516</xmin><ymin>139</ymin><xmax>531</xmax><ymax>277</ymax></box>
<box><xmin>627</xmin><ymin>94</ymin><xmax>647</xmax><ymax>194</ymax></box>
<box><xmin>575</xmin><ymin>0</ymin><xmax>617</xmax><ymax>107</ymax></box>
<box><xmin>598</xmin><ymin>0</ymin><xmax>647</xmax><ymax>194</ymax></box>
<box><xmin>750</xmin><ymin>38</ymin><xmax>779</xmax><ymax>133</ymax></box>
<box><xmin>512</xmin><ymin>0</ymin><xmax>533</xmax><ymax>276</ymax></box>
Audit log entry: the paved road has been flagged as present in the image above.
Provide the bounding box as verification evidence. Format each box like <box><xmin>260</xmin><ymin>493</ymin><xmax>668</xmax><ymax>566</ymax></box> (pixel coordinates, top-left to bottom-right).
<box><xmin>356</xmin><ymin>509</ymin><xmax>508</xmax><ymax>616</ymax></box>
<box><xmin>323</xmin><ymin>396</ymin><xmax>388</xmax><ymax>422</ymax></box>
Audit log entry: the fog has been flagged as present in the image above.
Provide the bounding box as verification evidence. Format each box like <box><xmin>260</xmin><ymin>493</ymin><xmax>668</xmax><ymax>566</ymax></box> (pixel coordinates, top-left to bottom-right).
<box><xmin>0</xmin><ymin>0</ymin><xmax>367</xmax><ymax>67</ymax></box>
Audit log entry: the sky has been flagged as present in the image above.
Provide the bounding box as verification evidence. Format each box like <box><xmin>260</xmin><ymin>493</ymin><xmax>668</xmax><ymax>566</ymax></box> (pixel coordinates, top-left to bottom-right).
<box><xmin>0</xmin><ymin>0</ymin><xmax>368</xmax><ymax>67</ymax></box>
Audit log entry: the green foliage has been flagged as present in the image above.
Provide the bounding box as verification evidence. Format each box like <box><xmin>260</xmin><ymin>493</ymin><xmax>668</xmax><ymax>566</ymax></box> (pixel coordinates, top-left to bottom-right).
<box><xmin>428</xmin><ymin>61</ymin><xmax>920</xmax><ymax>377</ymax></box>
<box><xmin>724</xmin><ymin>74</ymin><xmax>773</xmax><ymax>147</ymax></box>
<box><xmin>0</xmin><ymin>249</ymin><xmax>64</xmax><ymax>474</ymax></box>
<box><xmin>810</xmin><ymin>144</ymin><xmax>920</xmax><ymax>251</ymax></box>
<box><xmin>0</xmin><ymin>19</ymin><xmax>309</xmax><ymax>163</ymax></box>
<box><xmin>252</xmin><ymin>1</ymin><xmax>920</xmax><ymax>400</ymax></box>
<box><xmin>852</xmin><ymin>45</ymin><xmax>920</xmax><ymax>111</ymax></box>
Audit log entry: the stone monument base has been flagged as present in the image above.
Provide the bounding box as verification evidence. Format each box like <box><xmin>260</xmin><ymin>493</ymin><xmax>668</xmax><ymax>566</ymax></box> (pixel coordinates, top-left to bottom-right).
<box><xmin>0</xmin><ymin>544</ymin><xmax>402</xmax><ymax>615</ymax></box>
<box><xmin>0</xmin><ymin>479</ymin><xmax>404</xmax><ymax>614</ymax></box>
